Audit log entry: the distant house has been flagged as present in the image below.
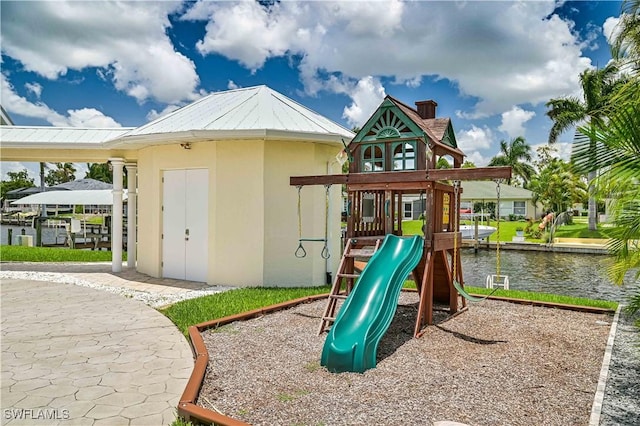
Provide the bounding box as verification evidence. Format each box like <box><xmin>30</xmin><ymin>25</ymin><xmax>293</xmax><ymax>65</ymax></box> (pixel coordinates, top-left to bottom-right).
<box><xmin>2</xmin><ymin>86</ymin><xmax>353</xmax><ymax>286</ymax></box>
<box><xmin>391</xmin><ymin>181</ymin><xmax>540</xmax><ymax>221</ymax></box>
<box><xmin>53</xmin><ymin>178</ymin><xmax>113</xmax><ymax>191</ymax></box>
<box><xmin>459</xmin><ymin>180</ymin><xmax>541</xmax><ymax>220</ymax></box>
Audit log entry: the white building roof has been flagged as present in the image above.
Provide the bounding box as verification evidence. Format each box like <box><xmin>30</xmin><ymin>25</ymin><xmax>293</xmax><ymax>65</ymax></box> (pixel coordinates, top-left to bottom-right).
<box><xmin>1</xmin><ymin>86</ymin><xmax>353</xmax><ymax>154</ymax></box>
<box><xmin>111</xmin><ymin>85</ymin><xmax>353</xmax><ymax>146</ymax></box>
<box><xmin>0</xmin><ymin>126</ymin><xmax>133</xmax><ymax>149</ymax></box>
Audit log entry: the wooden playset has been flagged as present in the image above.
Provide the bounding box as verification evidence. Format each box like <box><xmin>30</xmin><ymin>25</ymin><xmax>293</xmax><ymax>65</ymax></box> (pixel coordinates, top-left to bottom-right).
<box><xmin>291</xmin><ymin>96</ymin><xmax>511</xmax><ymax>337</ymax></box>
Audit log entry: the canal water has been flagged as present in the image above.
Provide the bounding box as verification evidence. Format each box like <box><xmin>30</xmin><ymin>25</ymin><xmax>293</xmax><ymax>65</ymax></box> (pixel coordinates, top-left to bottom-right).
<box><xmin>461</xmin><ymin>248</ymin><xmax>636</xmax><ymax>303</ymax></box>
<box><xmin>1</xmin><ymin>224</ymin><xmax>636</xmax><ymax>303</ymax></box>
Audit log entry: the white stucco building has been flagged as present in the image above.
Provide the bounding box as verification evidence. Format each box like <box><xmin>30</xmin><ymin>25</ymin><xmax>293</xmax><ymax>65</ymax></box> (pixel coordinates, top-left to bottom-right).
<box><xmin>1</xmin><ymin>86</ymin><xmax>353</xmax><ymax>287</ymax></box>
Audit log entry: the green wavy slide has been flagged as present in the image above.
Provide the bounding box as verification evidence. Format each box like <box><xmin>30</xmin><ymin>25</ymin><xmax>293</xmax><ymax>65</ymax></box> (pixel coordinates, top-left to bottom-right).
<box><xmin>321</xmin><ymin>234</ymin><xmax>424</xmax><ymax>373</ymax></box>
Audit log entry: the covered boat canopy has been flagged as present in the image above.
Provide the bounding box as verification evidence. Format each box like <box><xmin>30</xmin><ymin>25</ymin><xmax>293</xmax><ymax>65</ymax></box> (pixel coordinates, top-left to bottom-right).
<box><xmin>11</xmin><ymin>189</ymin><xmax>127</xmax><ymax>206</ymax></box>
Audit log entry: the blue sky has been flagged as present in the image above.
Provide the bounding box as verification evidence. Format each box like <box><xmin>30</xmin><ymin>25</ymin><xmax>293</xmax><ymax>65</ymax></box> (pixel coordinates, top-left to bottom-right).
<box><xmin>0</xmin><ymin>0</ymin><xmax>624</xmax><ymax>181</ymax></box>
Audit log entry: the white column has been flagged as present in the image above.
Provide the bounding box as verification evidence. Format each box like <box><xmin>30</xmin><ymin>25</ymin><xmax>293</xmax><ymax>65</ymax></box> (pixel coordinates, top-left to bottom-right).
<box><xmin>125</xmin><ymin>162</ymin><xmax>137</xmax><ymax>268</ymax></box>
<box><xmin>109</xmin><ymin>158</ymin><xmax>124</xmax><ymax>273</ymax></box>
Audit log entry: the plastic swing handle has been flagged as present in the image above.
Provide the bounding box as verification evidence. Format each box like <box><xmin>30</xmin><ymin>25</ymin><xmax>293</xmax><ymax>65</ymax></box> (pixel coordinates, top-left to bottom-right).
<box><xmin>321</xmin><ymin>244</ymin><xmax>330</xmax><ymax>259</ymax></box>
<box><xmin>295</xmin><ymin>242</ymin><xmax>307</xmax><ymax>258</ymax></box>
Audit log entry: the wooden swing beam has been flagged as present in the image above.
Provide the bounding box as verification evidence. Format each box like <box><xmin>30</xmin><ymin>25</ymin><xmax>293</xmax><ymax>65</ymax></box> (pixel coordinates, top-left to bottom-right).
<box><xmin>290</xmin><ymin>166</ymin><xmax>512</xmax><ymax>186</ymax></box>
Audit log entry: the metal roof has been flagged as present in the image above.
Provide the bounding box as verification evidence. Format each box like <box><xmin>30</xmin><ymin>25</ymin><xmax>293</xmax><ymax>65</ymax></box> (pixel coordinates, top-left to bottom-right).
<box><xmin>6</xmin><ymin>186</ymin><xmax>64</xmax><ymax>196</ymax></box>
<box><xmin>0</xmin><ymin>126</ymin><xmax>133</xmax><ymax>148</ymax></box>
<box><xmin>53</xmin><ymin>178</ymin><xmax>113</xmax><ymax>191</ymax></box>
<box><xmin>117</xmin><ymin>85</ymin><xmax>354</xmax><ymax>141</ymax></box>
<box><xmin>1</xmin><ymin>86</ymin><xmax>353</xmax><ymax>154</ymax></box>
<box><xmin>11</xmin><ymin>189</ymin><xmax>126</xmax><ymax>206</ymax></box>
<box><xmin>460</xmin><ymin>180</ymin><xmax>533</xmax><ymax>200</ymax></box>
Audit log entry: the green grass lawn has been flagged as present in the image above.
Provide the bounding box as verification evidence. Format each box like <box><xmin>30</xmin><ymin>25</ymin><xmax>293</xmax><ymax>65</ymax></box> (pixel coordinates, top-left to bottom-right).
<box><xmin>464</xmin><ymin>285</ymin><xmax>618</xmax><ymax>310</ymax></box>
<box><xmin>399</xmin><ymin>219</ymin><xmax>612</xmax><ymax>243</ymax></box>
<box><xmin>0</xmin><ymin>245</ymin><xmax>125</xmax><ymax>262</ymax></box>
<box><xmin>52</xmin><ymin>213</ymin><xmax>106</xmax><ymax>225</ymax></box>
<box><xmin>160</xmin><ymin>282</ymin><xmax>616</xmax><ymax>336</ymax></box>
<box><xmin>552</xmin><ymin>219</ymin><xmax>614</xmax><ymax>239</ymax></box>
<box><xmin>160</xmin><ymin>286</ymin><xmax>331</xmax><ymax>336</ymax></box>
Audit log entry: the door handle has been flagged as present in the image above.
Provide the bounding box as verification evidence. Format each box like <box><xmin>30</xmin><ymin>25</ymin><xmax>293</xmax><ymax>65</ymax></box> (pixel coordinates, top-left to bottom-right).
<box><xmin>185</xmin><ymin>228</ymin><xmax>189</xmax><ymax>241</ymax></box>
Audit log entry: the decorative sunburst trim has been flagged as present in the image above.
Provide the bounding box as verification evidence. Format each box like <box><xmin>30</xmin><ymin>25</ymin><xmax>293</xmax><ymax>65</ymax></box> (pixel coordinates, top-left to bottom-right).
<box><xmin>376</xmin><ymin>126</ymin><xmax>401</xmax><ymax>138</ymax></box>
<box><xmin>370</xmin><ymin>109</ymin><xmax>408</xmax><ymax>139</ymax></box>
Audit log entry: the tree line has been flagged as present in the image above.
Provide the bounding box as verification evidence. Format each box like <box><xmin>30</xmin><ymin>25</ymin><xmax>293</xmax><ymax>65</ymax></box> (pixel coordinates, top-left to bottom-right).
<box><xmin>1</xmin><ymin>162</ymin><xmax>120</xmax><ymax>201</ymax></box>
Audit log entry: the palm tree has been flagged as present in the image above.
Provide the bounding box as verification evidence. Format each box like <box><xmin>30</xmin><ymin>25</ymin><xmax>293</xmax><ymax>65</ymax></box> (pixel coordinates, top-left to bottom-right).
<box><xmin>39</xmin><ymin>162</ymin><xmax>47</xmax><ymax>189</ymax></box>
<box><xmin>572</xmin><ymin>77</ymin><xmax>640</xmax><ymax>286</ymax></box>
<box><xmin>611</xmin><ymin>0</ymin><xmax>640</xmax><ymax>71</ymax></box>
<box><xmin>44</xmin><ymin>162</ymin><xmax>76</xmax><ymax>186</ymax></box>
<box><xmin>546</xmin><ymin>64</ymin><xmax>620</xmax><ymax>230</ymax></box>
<box><xmin>85</xmin><ymin>162</ymin><xmax>113</xmax><ymax>183</ymax></box>
<box><xmin>487</xmin><ymin>136</ymin><xmax>535</xmax><ymax>187</ymax></box>
<box><xmin>528</xmin><ymin>158</ymin><xmax>587</xmax><ymax>214</ymax></box>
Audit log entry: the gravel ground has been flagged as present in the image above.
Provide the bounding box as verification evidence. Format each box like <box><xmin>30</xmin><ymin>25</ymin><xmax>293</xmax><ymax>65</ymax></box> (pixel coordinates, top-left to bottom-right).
<box><xmin>199</xmin><ymin>293</ymin><xmax>613</xmax><ymax>426</ymax></box>
<box><xmin>600</xmin><ymin>311</ymin><xmax>640</xmax><ymax>426</ymax></box>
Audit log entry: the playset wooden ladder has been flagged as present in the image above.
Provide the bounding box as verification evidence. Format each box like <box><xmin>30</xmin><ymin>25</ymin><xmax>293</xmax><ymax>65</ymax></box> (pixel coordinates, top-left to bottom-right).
<box><xmin>318</xmin><ymin>237</ymin><xmax>382</xmax><ymax>335</ymax></box>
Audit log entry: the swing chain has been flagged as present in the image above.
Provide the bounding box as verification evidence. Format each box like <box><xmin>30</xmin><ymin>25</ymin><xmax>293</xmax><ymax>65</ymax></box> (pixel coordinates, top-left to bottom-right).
<box><xmin>295</xmin><ymin>185</ymin><xmax>307</xmax><ymax>258</ymax></box>
<box><xmin>494</xmin><ymin>179</ymin><xmax>501</xmax><ymax>277</ymax></box>
<box><xmin>321</xmin><ymin>184</ymin><xmax>331</xmax><ymax>259</ymax></box>
<box><xmin>419</xmin><ymin>190</ymin><xmax>426</xmax><ymax>236</ymax></box>
<box><xmin>295</xmin><ymin>184</ymin><xmax>331</xmax><ymax>259</ymax></box>
<box><xmin>452</xmin><ymin>181</ymin><xmax>460</xmax><ymax>283</ymax></box>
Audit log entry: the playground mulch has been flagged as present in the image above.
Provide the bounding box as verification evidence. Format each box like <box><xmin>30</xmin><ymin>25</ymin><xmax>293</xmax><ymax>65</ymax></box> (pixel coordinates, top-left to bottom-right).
<box><xmin>198</xmin><ymin>293</ymin><xmax>612</xmax><ymax>426</ymax></box>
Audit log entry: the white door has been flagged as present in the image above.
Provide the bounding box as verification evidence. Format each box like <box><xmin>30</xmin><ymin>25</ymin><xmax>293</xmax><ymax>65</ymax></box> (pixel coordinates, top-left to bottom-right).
<box><xmin>162</xmin><ymin>169</ymin><xmax>209</xmax><ymax>282</ymax></box>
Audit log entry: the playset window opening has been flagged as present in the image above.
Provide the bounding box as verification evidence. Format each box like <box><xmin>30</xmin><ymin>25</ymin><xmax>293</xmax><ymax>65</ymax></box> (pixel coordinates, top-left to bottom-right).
<box><xmin>362</xmin><ymin>144</ymin><xmax>385</xmax><ymax>172</ymax></box>
<box><xmin>392</xmin><ymin>141</ymin><xmax>416</xmax><ymax>171</ymax></box>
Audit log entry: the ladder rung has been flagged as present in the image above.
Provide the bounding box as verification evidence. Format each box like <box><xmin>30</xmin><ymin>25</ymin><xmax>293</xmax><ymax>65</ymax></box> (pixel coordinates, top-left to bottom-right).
<box><xmin>330</xmin><ymin>294</ymin><xmax>347</xmax><ymax>300</ymax></box>
<box><xmin>337</xmin><ymin>273</ymin><xmax>359</xmax><ymax>279</ymax></box>
<box><xmin>322</xmin><ymin>316</ymin><xmax>336</xmax><ymax>322</ymax></box>
<box><xmin>345</xmin><ymin>252</ymin><xmax>374</xmax><ymax>258</ymax></box>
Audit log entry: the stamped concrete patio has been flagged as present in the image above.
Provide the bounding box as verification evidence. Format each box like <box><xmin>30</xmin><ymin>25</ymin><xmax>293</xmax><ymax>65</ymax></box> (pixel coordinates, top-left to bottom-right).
<box><xmin>1</xmin><ymin>274</ymin><xmax>197</xmax><ymax>425</ymax></box>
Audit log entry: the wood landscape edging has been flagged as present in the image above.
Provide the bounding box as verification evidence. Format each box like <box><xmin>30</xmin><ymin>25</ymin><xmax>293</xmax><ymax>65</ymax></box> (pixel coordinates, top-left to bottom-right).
<box><xmin>176</xmin><ymin>291</ymin><xmax>616</xmax><ymax>425</ymax></box>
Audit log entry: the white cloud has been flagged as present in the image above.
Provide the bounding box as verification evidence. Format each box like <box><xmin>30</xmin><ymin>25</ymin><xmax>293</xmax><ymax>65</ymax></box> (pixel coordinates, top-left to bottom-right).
<box><xmin>146</xmin><ymin>104</ymin><xmax>181</xmax><ymax>122</ymax></box>
<box><xmin>341</xmin><ymin>77</ymin><xmax>386</xmax><ymax>128</ymax></box>
<box><xmin>192</xmin><ymin>1</ymin><xmax>303</xmax><ymax>72</ymax></box>
<box><xmin>1</xmin><ymin>74</ymin><xmax>67</xmax><ymax>126</ymax></box>
<box><xmin>1</xmin><ymin>1</ymin><xmax>200</xmax><ymax>104</ymax></box>
<box><xmin>1</xmin><ymin>162</ymin><xmax>36</xmax><ymax>179</ymax></box>
<box><xmin>498</xmin><ymin>106</ymin><xmax>536</xmax><ymax>139</ymax></box>
<box><xmin>66</xmin><ymin>108</ymin><xmax>121</xmax><ymax>128</ymax></box>
<box><xmin>457</xmin><ymin>125</ymin><xmax>494</xmax><ymax>152</ymax></box>
<box><xmin>24</xmin><ymin>82</ymin><xmax>42</xmax><ymax>98</ymax></box>
<box><xmin>603</xmin><ymin>16</ymin><xmax>620</xmax><ymax>44</ymax></box>
<box><xmin>187</xmin><ymin>0</ymin><xmax>594</xmax><ymax>116</ymax></box>
<box><xmin>456</xmin><ymin>125</ymin><xmax>495</xmax><ymax>167</ymax></box>
<box><xmin>463</xmin><ymin>151</ymin><xmax>492</xmax><ymax>168</ymax></box>
<box><xmin>1</xmin><ymin>74</ymin><xmax>120</xmax><ymax>128</ymax></box>
<box><xmin>227</xmin><ymin>80</ymin><xmax>240</xmax><ymax>90</ymax></box>
<box><xmin>531</xmin><ymin>141</ymin><xmax>573</xmax><ymax>163</ymax></box>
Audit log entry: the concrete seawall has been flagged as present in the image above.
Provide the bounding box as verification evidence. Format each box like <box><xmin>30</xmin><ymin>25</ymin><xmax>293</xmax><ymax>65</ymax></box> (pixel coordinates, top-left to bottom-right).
<box><xmin>462</xmin><ymin>238</ymin><xmax>610</xmax><ymax>255</ymax></box>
